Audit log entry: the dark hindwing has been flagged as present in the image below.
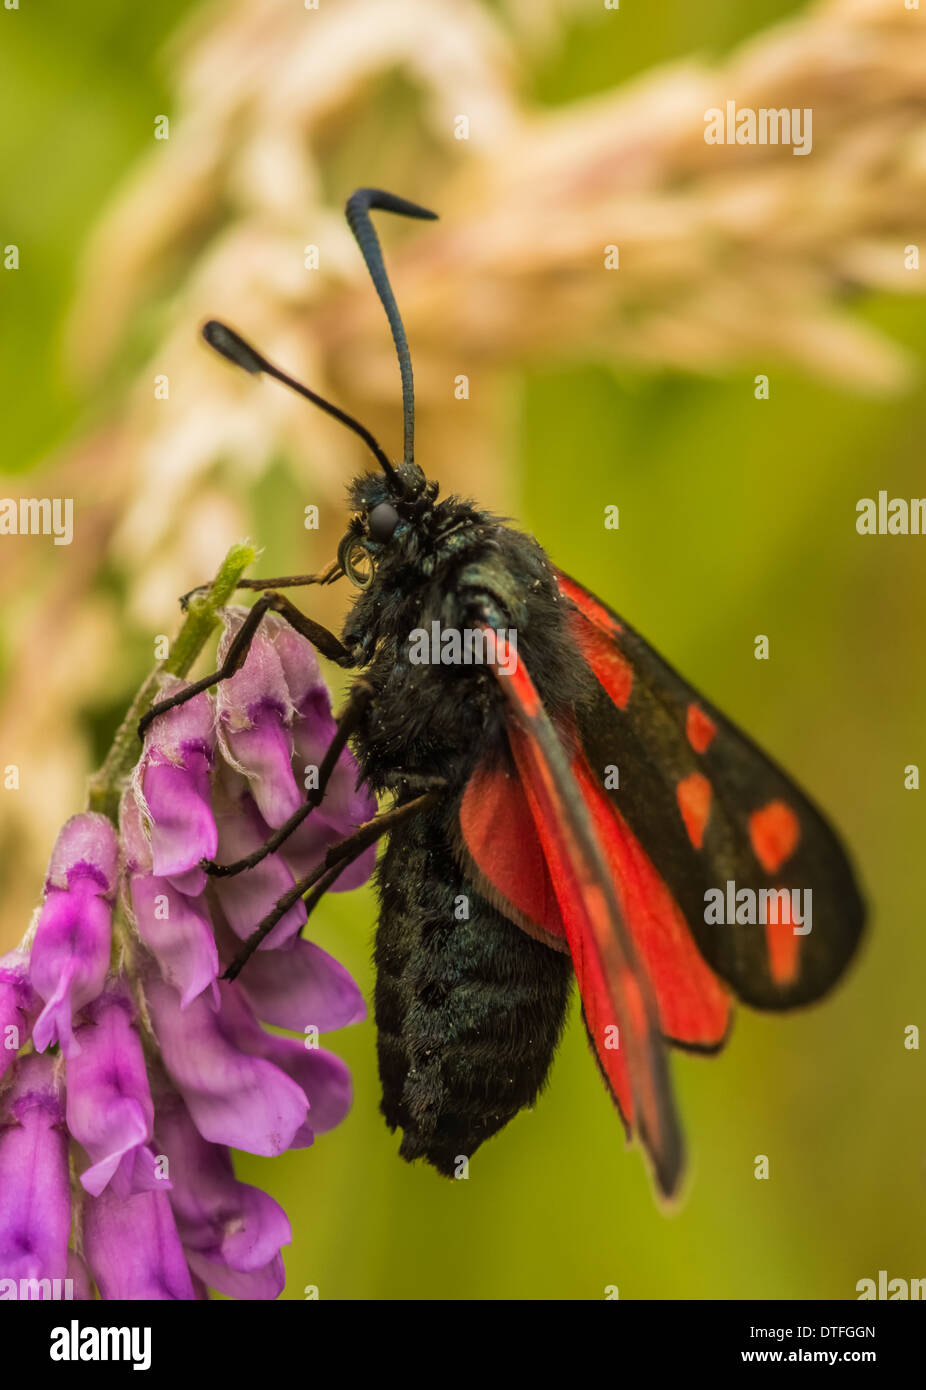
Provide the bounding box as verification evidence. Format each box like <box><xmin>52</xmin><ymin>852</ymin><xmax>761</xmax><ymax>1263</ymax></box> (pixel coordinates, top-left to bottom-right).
<box><xmin>556</xmin><ymin>570</ymin><xmax>865</xmax><ymax>1010</ymax></box>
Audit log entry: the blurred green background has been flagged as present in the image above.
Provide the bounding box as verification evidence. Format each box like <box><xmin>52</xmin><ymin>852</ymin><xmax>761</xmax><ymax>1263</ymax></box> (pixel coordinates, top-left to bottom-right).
<box><xmin>1</xmin><ymin>0</ymin><xmax>924</xmax><ymax>1299</ymax></box>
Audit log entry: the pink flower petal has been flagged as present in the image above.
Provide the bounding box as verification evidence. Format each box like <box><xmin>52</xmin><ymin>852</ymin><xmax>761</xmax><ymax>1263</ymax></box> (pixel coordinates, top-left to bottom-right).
<box><xmin>0</xmin><ymin>950</ymin><xmax>39</xmax><ymax>1081</ymax></box>
<box><xmin>82</xmin><ymin>1187</ymin><xmax>195</xmax><ymax>1300</ymax></box>
<box><xmin>143</xmin><ymin>751</ymin><xmax>217</xmax><ymax>878</ymax></box>
<box><xmin>186</xmin><ymin>1250</ymin><xmax>286</xmax><ymax>1301</ymax></box>
<box><xmin>233</xmin><ymin>932</ymin><xmax>365</xmax><ymax>1033</ymax></box>
<box><xmin>128</xmin><ymin>875</ymin><xmax>219</xmax><ymax>1010</ymax></box>
<box><xmin>146</xmin><ymin>976</ymin><xmax>308</xmax><ymax>1157</ymax></box>
<box><xmin>66</xmin><ymin>993</ymin><xmax>157</xmax><ymax>1199</ymax></box>
<box><xmin>212</xmin><ymin>784</ymin><xmax>307</xmax><ymax>950</ymax></box>
<box><xmin>155</xmin><ymin>1091</ymin><xmax>290</xmax><ymax>1274</ymax></box>
<box><xmin>30</xmin><ymin>878</ymin><xmax>113</xmax><ymax>1057</ymax></box>
<box><xmin>0</xmin><ymin>1055</ymin><xmax>70</xmax><ymax>1283</ymax></box>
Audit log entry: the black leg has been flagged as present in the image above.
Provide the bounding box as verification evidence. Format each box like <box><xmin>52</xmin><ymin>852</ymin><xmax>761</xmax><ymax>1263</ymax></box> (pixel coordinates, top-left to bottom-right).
<box><xmin>202</xmin><ymin>678</ymin><xmax>377</xmax><ymax>878</ymax></box>
<box><xmin>222</xmin><ymin>789</ymin><xmax>442</xmax><ymax>980</ymax></box>
<box><xmin>138</xmin><ymin>590</ymin><xmax>356</xmax><ymax>739</ymax></box>
<box><xmin>179</xmin><ymin>560</ymin><xmax>342</xmax><ymax>611</ymax></box>
<box><xmin>236</xmin><ymin>560</ymin><xmax>343</xmax><ymax>591</ymax></box>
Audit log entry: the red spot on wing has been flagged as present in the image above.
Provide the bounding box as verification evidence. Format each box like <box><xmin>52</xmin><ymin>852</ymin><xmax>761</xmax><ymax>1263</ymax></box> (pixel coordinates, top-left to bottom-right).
<box><xmin>555</xmin><ymin>571</ymin><xmax>632</xmax><ymax>708</ymax></box>
<box><xmin>572</xmin><ymin>756</ymin><xmax>729</xmax><ymax>1049</ymax></box>
<box><xmin>686</xmin><ymin>704</ymin><xmax>716</xmax><ymax>754</ymax></box>
<box><xmin>749</xmin><ymin>801</ymin><xmax>800</xmax><ymax>873</ymax></box>
<box><xmin>567</xmin><ymin>610</ymin><xmax>633</xmax><ymax>709</ymax></box>
<box><xmin>676</xmin><ymin>772</ymin><xmax>712</xmax><ymax>851</ymax></box>
<box><xmin>764</xmin><ymin>889</ymin><xmax>800</xmax><ymax>985</ymax></box>
<box><xmin>555</xmin><ymin>571</ymin><xmax>622</xmax><ymax>637</ymax></box>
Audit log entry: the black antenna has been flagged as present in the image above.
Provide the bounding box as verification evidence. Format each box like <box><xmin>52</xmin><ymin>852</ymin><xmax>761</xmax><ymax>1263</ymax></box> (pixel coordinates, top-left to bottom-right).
<box><xmin>345</xmin><ymin>188</ymin><xmax>438</xmax><ymax>468</ymax></box>
<box><xmin>201</xmin><ymin>319</ymin><xmax>401</xmax><ymax>488</ymax></box>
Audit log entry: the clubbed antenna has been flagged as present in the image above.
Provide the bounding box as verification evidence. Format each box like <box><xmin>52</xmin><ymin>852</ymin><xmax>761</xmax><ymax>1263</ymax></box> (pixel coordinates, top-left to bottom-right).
<box><xmin>201</xmin><ymin>319</ymin><xmax>401</xmax><ymax>488</ymax></box>
<box><xmin>345</xmin><ymin>188</ymin><xmax>438</xmax><ymax>467</ymax></box>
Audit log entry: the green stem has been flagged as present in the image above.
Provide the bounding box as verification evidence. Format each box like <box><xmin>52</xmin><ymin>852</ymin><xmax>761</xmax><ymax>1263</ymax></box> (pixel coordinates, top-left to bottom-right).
<box><xmin>86</xmin><ymin>541</ymin><xmax>257</xmax><ymax>822</ymax></box>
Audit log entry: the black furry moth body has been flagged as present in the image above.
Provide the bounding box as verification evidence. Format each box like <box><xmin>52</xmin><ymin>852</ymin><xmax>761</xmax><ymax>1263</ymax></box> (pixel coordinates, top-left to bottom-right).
<box><xmin>143</xmin><ymin>189</ymin><xmax>865</xmax><ymax>1198</ymax></box>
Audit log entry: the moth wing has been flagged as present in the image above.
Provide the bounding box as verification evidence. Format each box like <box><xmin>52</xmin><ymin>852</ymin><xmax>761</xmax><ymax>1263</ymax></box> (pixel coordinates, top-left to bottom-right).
<box><xmin>555</xmin><ymin>569</ymin><xmax>866</xmax><ymax>1010</ymax></box>
<box><xmin>460</xmin><ymin>632</ymin><xmax>685</xmax><ymax>1198</ymax></box>
<box><xmin>461</xmin><ymin>747</ymin><xmax>732</xmax><ymax>1054</ymax></box>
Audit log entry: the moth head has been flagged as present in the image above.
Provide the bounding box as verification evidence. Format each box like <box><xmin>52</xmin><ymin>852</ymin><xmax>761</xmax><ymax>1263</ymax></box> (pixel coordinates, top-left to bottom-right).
<box><xmin>337</xmin><ymin>466</ymin><xmax>440</xmax><ymax>588</ymax></box>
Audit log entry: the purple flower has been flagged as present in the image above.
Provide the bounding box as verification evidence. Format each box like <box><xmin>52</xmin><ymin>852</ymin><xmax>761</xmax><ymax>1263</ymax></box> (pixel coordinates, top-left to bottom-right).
<box><xmin>211</xmin><ymin>775</ymin><xmax>308</xmax><ymax>950</ymax></box>
<box><xmin>225</xmin><ymin>924</ymin><xmax>366</xmax><ymax>1032</ymax></box>
<box><xmin>121</xmin><ymin>789</ymin><xmax>220</xmax><ymax>1009</ymax></box>
<box><xmin>280</xmin><ymin>806</ymin><xmax>376</xmax><ymax>891</ymax></box>
<box><xmin>274</xmin><ymin>620</ymin><xmax>373</xmax><ymax>824</ymax></box>
<box><xmin>3</xmin><ymin>607</ymin><xmax>375</xmax><ymax>1300</ymax></box>
<box><xmin>82</xmin><ymin>1186</ymin><xmax>195</xmax><ymax>1301</ymax></box>
<box><xmin>215</xmin><ymin>982</ymin><xmax>353</xmax><ymax>1145</ymax></box>
<box><xmin>66</xmin><ymin>989</ymin><xmax>164</xmax><ymax>1199</ymax></box>
<box><xmin>216</xmin><ymin>610</ymin><xmax>377</xmax><ymax>889</ymax></box>
<box><xmin>135</xmin><ymin>679</ymin><xmax>217</xmax><ymax>896</ymax></box>
<box><xmin>155</xmin><ymin>1089</ymin><xmax>290</xmax><ymax>1300</ymax></box>
<box><xmin>272</xmin><ymin>617</ymin><xmax>377</xmax><ymax>886</ymax></box>
<box><xmin>146</xmin><ymin>974</ymin><xmax>310</xmax><ymax>1157</ymax></box>
<box><xmin>30</xmin><ymin>813</ymin><xmax>119</xmax><ymax>1058</ymax></box>
<box><xmin>0</xmin><ymin>950</ymin><xmax>38</xmax><ymax>1082</ymax></box>
<box><xmin>215</xmin><ymin>610</ymin><xmax>304</xmax><ymax>828</ymax></box>
<box><xmin>0</xmin><ymin>1055</ymin><xmax>70</xmax><ymax>1284</ymax></box>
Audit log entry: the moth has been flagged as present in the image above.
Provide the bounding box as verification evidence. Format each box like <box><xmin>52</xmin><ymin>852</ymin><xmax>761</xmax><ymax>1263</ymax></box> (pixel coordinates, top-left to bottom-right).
<box><xmin>142</xmin><ymin>189</ymin><xmax>865</xmax><ymax>1197</ymax></box>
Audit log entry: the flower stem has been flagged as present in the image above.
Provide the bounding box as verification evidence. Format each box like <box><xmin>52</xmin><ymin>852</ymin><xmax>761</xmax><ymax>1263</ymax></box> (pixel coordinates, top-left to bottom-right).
<box><xmin>86</xmin><ymin>541</ymin><xmax>257</xmax><ymax>822</ymax></box>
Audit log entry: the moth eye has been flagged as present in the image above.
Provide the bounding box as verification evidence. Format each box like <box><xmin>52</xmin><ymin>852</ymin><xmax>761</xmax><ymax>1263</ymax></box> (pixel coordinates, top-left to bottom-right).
<box><xmin>368</xmin><ymin>501</ymin><xmax>400</xmax><ymax>543</ymax></box>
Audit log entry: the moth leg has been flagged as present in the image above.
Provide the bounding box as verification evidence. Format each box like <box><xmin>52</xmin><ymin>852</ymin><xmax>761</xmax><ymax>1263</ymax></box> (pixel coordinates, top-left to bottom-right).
<box><xmin>222</xmin><ymin>788</ymin><xmax>443</xmax><ymax>981</ymax></box>
<box><xmin>179</xmin><ymin>560</ymin><xmax>342</xmax><ymax>611</ymax></box>
<box><xmin>138</xmin><ymin>590</ymin><xmax>356</xmax><ymax>740</ymax></box>
<box><xmin>201</xmin><ymin>677</ymin><xmax>377</xmax><ymax>879</ymax></box>
<box><xmin>236</xmin><ymin>559</ymin><xmax>343</xmax><ymax>590</ymax></box>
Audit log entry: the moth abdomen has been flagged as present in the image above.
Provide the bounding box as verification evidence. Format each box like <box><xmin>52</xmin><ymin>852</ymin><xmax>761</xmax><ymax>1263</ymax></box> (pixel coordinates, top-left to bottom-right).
<box><xmin>374</xmin><ymin>812</ymin><xmax>572</xmax><ymax>1176</ymax></box>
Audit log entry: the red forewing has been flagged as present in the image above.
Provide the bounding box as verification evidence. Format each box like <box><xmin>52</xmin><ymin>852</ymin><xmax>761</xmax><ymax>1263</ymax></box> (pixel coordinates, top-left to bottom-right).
<box><xmin>465</xmin><ymin>631</ymin><xmax>685</xmax><ymax>1198</ymax></box>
